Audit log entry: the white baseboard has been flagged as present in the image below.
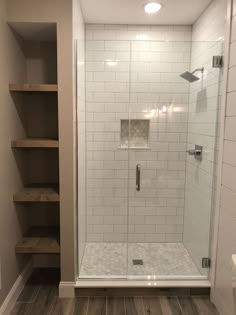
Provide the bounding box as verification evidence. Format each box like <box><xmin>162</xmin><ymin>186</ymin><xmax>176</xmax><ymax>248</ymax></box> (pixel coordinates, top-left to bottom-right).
<box><xmin>0</xmin><ymin>261</ymin><xmax>33</xmax><ymax>315</ymax></box>
<box><xmin>75</xmin><ymin>279</ymin><xmax>211</xmax><ymax>288</ymax></box>
<box><xmin>59</xmin><ymin>281</ymin><xmax>75</xmax><ymax>298</ymax></box>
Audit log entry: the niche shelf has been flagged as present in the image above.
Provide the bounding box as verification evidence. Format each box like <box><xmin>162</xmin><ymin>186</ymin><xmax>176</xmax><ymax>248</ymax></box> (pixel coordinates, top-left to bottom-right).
<box><xmin>13</xmin><ymin>184</ymin><xmax>59</xmax><ymax>202</ymax></box>
<box><xmin>120</xmin><ymin>119</ymin><xmax>150</xmax><ymax>149</ymax></box>
<box><xmin>12</xmin><ymin>138</ymin><xmax>59</xmax><ymax>148</ymax></box>
<box><xmin>9</xmin><ymin>84</ymin><xmax>58</xmax><ymax>92</ymax></box>
<box><xmin>15</xmin><ymin>226</ymin><xmax>60</xmax><ymax>254</ymax></box>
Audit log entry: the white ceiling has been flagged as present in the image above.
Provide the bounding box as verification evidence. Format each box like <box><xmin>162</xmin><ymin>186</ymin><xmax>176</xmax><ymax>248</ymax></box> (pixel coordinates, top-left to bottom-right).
<box><xmin>80</xmin><ymin>0</ymin><xmax>212</xmax><ymax>25</ymax></box>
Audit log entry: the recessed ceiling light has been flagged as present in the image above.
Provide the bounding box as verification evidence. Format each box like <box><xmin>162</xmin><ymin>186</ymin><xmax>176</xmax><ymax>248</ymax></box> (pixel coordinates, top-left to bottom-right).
<box><xmin>144</xmin><ymin>2</ymin><xmax>162</xmax><ymax>14</ymax></box>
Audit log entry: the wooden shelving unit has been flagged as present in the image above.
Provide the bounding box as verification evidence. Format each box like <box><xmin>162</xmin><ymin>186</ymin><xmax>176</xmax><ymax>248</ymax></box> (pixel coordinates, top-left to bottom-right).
<box><xmin>13</xmin><ymin>184</ymin><xmax>59</xmax><ymax>202</ymax></box>
<box><xmin>9</xmin><ymin>84</ymin><xmax>58</xmax><ymax>92</ymax></box>
<box><xmin>9</xmin><ymin>24</ymin><xmax>60</xmax><ymax>257</ymax></box>
<box><xmin>15</xmin><ymin>226</ymin><xmax>60</xmax><ymax>254</ymax></box>
<box><xmin>12</xmin><ymin>138</ymin><xmax>59</xmax><ymax>148</ymax></box>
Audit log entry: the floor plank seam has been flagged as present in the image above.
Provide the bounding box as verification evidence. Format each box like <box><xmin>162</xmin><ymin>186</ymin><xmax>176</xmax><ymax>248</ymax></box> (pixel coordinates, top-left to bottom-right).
<box><xmin>123</xmin><ymin>297</ymin><xmax>127</xmax><ymax>315</ymax></box>
<box><xmin>176</xmin><ymin>296</ymin><xmax>184</xmax><ymax>315</ymax></box>
<box><xmin>141</xmin><ymin>296</ymin><xmax>146</xmax><ymax>315</ymax></box>
<box><xmin>85</xmin><ymin>296</ymin><xmax>90</xmax><ymax>315</ymax></box>
<box><xmin>33</xmin><ymin>284</ymin><xmax>42</xmax><ymax>304</ymax></box>
<box><xmin>17</xmin><ymin>283</ymin><xmax>41</xmax><ymax>305</ymax></box>
<box><xmin>106</xmin><ymin>296</ymin><xmax>108</xmax><ymax>315</ymax></box>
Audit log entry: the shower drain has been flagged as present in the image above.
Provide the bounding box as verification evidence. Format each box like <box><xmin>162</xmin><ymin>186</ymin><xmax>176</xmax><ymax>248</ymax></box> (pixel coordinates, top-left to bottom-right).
<box><xmin>132</xmin><ymin>259</ymin><xmax>144</xmax><ymax>265</ymax></box>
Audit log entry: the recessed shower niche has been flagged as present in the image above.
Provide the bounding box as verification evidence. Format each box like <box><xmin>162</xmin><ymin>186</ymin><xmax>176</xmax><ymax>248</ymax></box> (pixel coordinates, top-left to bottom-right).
<box><xmin>120</xmin><ymin>119</ymin><xmax>150</xmax><ymax>149</ymax></box>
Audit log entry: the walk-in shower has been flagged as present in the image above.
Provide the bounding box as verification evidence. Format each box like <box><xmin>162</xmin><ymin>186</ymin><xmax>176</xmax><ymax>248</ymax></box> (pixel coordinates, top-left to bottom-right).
<box><xmin>76</xmin><ymin>22</ymin><xmax>224</xmax><ymax>285</ymax></box>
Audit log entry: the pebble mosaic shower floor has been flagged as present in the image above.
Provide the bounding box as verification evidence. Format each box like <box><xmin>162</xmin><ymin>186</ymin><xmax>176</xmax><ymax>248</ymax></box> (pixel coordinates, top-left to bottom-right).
<box><xmin>79</xmin><ymin>243</ymin><xmax>201</xmax><ymax>278</ymax></box>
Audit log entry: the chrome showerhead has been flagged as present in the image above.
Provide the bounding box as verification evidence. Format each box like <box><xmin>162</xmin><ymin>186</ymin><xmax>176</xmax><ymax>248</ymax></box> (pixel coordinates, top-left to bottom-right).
<box><xmin>180</xmin><ymin>67</ymin><xmax>204</xmax><ymax>83</ymax></box>
<box><xmin>180</xmin><ymin>72</ymin><xmax>200</xmax><ymax>82</ymax></box>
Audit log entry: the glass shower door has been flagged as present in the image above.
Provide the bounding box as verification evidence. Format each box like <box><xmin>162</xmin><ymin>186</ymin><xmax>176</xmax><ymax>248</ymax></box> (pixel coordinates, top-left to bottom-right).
<box><xmin>183</xmin><ymin>39</ymin><xmax>224</xmax><ymax>278</ymax></box>
<box><xmin>127</xmin><ymin>39</ymin><xmax>223</xmax><ymax>280</ymax></box>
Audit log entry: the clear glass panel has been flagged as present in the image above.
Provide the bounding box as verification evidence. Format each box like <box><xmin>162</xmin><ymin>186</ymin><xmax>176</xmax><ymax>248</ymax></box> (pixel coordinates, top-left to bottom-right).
<box><xmin>183</xmin><ymin>40</ymin><xmax>224</xmax><ymax>278</ymax></box>
<box><xmin>127</xmin><ymin>39</ymin><xmax>224</xmax><ymax>280</ymax></box>
<box><xmin>77</xmin><ymin>40</ymin><xmax>130</xmax><ymax>279</ymax></box>
<box><xmin>76</xmin><ymin>39</ymin><xmax>86</xmax><ymax>276</ymax></box>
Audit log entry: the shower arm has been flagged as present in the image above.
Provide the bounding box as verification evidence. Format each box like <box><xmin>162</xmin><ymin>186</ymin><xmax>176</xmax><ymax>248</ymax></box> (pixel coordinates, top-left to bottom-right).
<box><xmin>192</xmin><ymin>67</ymin><xmax>204</xmax><ymax>75</ymax></box>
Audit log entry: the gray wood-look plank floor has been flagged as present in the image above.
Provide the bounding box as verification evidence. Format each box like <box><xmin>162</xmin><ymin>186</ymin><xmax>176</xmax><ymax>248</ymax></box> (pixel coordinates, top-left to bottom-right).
<box><xmin>10</xmin><ymin>269</ymin><xmax>220</xmax><ymax>315</ymax></box>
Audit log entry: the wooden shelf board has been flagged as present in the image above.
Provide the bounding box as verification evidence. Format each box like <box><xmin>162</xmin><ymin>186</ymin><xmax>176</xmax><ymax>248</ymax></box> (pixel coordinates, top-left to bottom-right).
<box><xmin>9</xmin><ymin>84</ymin><xmax>58</xmax><ymax>92</ymax></box>
<box><xmin>12</xmin><ymin>138</ymin><xmax>59</xmax><ymax>148</ymax></box>
<box><xmin>13</xmin><ymin>184</ymin><xmax>59</xmax><ymax>202</ymax></box>
<box><xmin>15</xmin><ymin>226</ymin><xmax>60</xmax><ymax>254</ymax></box>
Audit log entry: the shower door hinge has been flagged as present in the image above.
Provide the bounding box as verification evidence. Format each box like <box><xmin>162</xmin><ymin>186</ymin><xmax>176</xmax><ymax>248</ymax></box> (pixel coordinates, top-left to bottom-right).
<box><xmin>212</xmin><ymin>56</ymin><xmax>223</xmax><ymax>68</ymax></box>
<box><xmin>202</xmin><ymin>258</ymin><xmax>211</xmax><ymax>269</ymax></box>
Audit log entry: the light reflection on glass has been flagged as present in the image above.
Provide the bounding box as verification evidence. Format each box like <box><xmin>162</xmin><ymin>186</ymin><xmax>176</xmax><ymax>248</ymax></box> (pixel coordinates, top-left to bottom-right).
<box><xmin>136</xmin><ymin>34</ymin><xmax>148</xmax><ymax>41</ymax></box>
<box><xmin>172</xmin><ymin>106</ymin><xmax>185</xmax><ymax>113</ymax></box>
<box><xmin>141</xmin><ymin>103</ymin><xmax>187</xmax><ymax>118</ymax></box>
<box><xmin>162</xmin><ymin>105</ymin><xmax>168</xmax><ymax>113</ymax></box>
<box><xmin>105</xmin><ymin>60</ymin><xmax>117</xmax><ymax>67</ymax></box>
<box><xmin>144</xmin><ymin>109</ymin><xmax>156</xmax><ymax>119</ymax></box>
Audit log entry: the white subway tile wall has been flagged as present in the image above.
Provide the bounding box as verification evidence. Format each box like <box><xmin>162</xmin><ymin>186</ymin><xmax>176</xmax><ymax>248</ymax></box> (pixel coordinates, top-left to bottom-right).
<box><xmin>85</xmin><ymin>24</ymin><xmax>192</xmax><ymax>243</ymax></box>
<box><xmin>183</xmin><ymin>0</ymin><xmax>225</xmax><ymax>275</ymax></box>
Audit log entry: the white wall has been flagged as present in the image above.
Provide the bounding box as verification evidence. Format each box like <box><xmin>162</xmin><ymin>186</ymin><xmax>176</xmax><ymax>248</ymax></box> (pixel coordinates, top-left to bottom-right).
<box><xmin>85</xmin><ymin>25</ymin><xmax>192</xmax><ymax>243</ymax></box>
<box><xmin>183</xmin><ymin>0</ymin><xmax>226</xmax><ymax>275</ymax></box>
<box><xmin>213</xmin><ymin>1</ymin><xmax>236</xmax><ymax>314</ymax></box>
<box><xmin>0</xmin><ymin>0</ymin><xmax>30</xmax><ymax>306</ymax></box>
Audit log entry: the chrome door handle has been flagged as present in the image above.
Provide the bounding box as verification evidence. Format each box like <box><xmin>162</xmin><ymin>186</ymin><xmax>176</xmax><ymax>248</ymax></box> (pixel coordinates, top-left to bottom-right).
<box><xmin>136</xmin><ymin>164</ymin><xmax>141</xmax><ymax>191</ymax></box>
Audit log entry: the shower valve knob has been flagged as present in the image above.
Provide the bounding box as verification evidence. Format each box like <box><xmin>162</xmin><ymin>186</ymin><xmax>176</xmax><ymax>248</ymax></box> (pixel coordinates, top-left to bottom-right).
<box><xmin>186</xmin><ymin>149</ymin><xmax>201</xmax><ymax>156</ymax></box>
<box><xmin>186</xmin><ymin>145</ymin><xmax>203</xmax><ymax>160</ymax></box>
<box><xmin>186</xmin><ymin>149</ymin><xmax>196</xmax><ymax>156</ymax></box>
